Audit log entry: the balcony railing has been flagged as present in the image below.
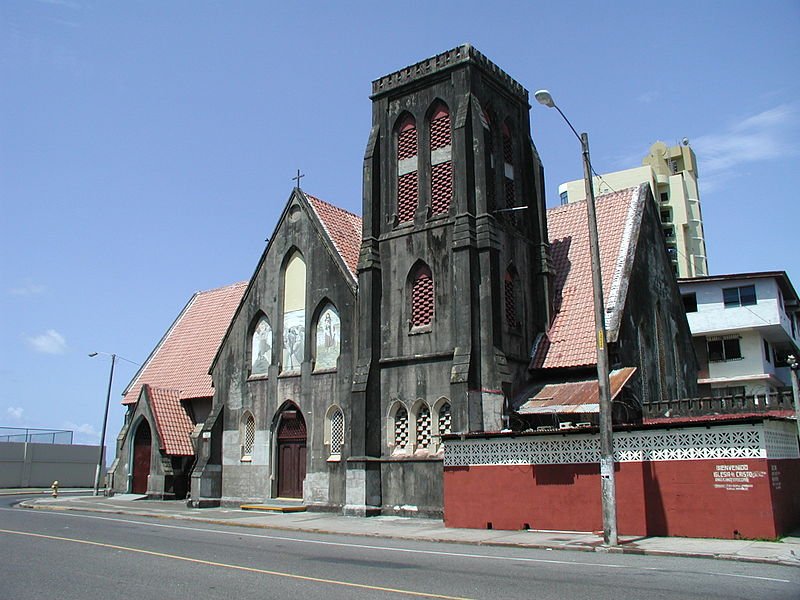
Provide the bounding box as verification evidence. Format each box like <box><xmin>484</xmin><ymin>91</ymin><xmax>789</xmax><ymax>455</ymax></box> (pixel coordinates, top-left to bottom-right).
<box><xmin>643</xmin><ymin>391</ymin><xmax>795</xmax><ymax>419</ymax></box>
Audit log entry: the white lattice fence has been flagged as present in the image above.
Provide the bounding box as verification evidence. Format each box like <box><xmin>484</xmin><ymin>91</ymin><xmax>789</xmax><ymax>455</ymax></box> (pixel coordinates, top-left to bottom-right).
<box><xmin>444</xmin><ymin>422</ymin><xmax>799</xmax><ymax>467</ymax></box>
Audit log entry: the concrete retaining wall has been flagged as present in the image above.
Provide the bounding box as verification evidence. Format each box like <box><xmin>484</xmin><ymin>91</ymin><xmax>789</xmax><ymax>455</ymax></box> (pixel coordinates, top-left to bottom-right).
<box><xmin>0</xmin><ymin>442</ymin><xmax>98</xmax><ymax>487</ymax></box>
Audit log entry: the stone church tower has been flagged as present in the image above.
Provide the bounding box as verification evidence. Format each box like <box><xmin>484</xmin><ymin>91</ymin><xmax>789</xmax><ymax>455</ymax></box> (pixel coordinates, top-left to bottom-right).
<box><xmin>347</xmin><ymin>45</ymin><xmax>552</xmax><ymax>516</ymax></box>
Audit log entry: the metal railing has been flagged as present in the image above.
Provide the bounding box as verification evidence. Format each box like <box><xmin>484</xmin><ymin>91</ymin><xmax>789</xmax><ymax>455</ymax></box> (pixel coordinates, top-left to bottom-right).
<box><xmin>0</xmin><ymin>427</ymin><xmax>74</xmax><ymax>445</ymax></box>
<box><xmin>643</xmin><ymin>391</ymin><xmax>795</xmax><ymax>419</ymax></box>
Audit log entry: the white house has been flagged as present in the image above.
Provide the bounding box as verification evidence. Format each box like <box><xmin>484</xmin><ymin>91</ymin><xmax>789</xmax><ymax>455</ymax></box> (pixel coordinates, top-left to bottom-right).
<box><xmin>678</xmin><ymin>272</ymin><xmax>800</xmax><ymax>397</ymax></box>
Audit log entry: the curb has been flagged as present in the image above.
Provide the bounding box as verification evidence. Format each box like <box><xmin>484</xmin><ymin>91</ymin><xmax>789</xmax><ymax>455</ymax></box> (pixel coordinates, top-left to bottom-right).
<box><xmin>16</xmin><ymin>500</ymin><xmax>800</xmax><ymax>568</ymax></box>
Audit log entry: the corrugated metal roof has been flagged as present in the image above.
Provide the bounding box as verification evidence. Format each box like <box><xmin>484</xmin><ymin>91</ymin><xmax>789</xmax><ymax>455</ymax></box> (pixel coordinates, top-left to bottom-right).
<box><xmin>518</xmin><ymin>367</ymin><xmax>637</xmax><ymax>414</ymax></box>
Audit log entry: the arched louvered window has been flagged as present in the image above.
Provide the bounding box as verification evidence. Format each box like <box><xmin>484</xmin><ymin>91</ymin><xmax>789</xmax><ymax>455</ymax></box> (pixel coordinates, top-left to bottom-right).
<box><xmin>504</xmin><ymin>269</ymin><xmax>520</xmax><ymax>329</ymax></box>
<box><xmin>397</xmin><ymin>115</ymin><xmax>418</xmax><ymax>224</ymax></box>
<box><xmin>241</xmin><ymin>413</ymin><xmax>255</xmax><ymax>461</ymax></box>
<box><xmin>410</xmin><ymin>264</ymin><xmax>434</xmax><ymax>328</ymax></box>
<box><xmin>393</xmin><ymin>405</ymin><xmax>409</xmax><ymax>452</ymax></box>
<box><xmin>415</xmin><ymin>404</ymin><xmax>432</xmax><ymax>449</ymax></box>
<box><xmin>502</xmin><ymin>121</ymin><xmax>515</xmax><ymax>212</ymax></box>
<box><xmin>325</xmin><ymin>406</ymin><xmax>344</xmax><ymax>458</ymax></box>
<box><xmin>429</xmin><ymin>104</ymin><xmax>452</xmax><ymax>215</ymax></box>
<box><xmin>438</xmin><ymin>402</ymin><xmax>451</xmax><ymax>437</ymax></box>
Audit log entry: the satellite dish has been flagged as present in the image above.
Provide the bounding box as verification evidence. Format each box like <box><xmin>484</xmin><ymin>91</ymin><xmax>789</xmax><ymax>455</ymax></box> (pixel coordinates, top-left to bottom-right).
<box><xmin>682</xmin><ymin>138</ymin><xmax>690</xmax><ymax>146</ymax></box>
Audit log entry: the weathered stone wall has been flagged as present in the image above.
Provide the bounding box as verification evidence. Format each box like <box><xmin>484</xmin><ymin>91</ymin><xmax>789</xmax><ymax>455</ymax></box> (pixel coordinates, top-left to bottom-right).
<box><xmin>616</xmin><ymin>187</ymin><xmax>699</xmax><ymax>405</ymax></box>
<box><xmin>352</xmin><ymin>47</ymin><xmax>551</xmax><ymax>514</ymax></box>
<box><xmin>212</xmin><ymin>190</ymin><xmax>356</xmax><ymax>507</ymax></box>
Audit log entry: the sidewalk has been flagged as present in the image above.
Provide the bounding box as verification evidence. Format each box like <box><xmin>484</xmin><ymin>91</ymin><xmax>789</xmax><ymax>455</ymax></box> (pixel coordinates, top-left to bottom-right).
<box><xmin>13</xmin><ymin>492</ymin><xmax>800</xmax><ymax>567</ymax></box>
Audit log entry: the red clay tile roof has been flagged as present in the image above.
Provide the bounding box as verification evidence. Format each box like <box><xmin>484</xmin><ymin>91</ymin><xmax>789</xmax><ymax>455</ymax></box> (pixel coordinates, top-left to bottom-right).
<box><xmin>306</xmin><ymin>193</ymin><xmax>362</xmax><ymax>279</ymax></box>
<box><xmin>122</xmin><ymin>281</ymin><xmax>247</xmax><ymax>406</ymax></box>
<box><xmin>145</xmin><ymin>384</ymin><xmax>195</xmax><ymax>456</ymax></box>
<box><xmin>532</xmin><ymin>185</ymin><xmax>647</xmax><ymax>370</ymax></box>
<box><xmin>518</xmin><ymin>367</ymin><xmax>637</xmax><ymax>414</ymax></box>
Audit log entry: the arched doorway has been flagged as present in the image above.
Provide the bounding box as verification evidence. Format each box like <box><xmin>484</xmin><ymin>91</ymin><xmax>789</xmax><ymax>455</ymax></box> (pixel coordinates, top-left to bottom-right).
<box><xmin>131</xmin><ymin>420</ymin><xmax>152</xmax><ymax>494</ymax></box>
<box><xmin>276</xmin><ymin>404</ymin><xmax>307</xmax><ymax>499</ymax></box>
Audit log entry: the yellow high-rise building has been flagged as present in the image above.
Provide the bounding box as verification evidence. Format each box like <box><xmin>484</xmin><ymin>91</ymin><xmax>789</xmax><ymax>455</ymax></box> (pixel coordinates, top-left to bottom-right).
<box><xmin>558</xmin><ymin>140</ymin><xmax>708</xmax><ymax>278</ymax></box>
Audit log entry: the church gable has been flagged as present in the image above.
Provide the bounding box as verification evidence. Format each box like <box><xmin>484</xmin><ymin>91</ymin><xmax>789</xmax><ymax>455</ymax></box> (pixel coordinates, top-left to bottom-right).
<box><xmin>210</xmin><ymin>188</ymin><xmax>358</xmax><ymax>506</ymax></box>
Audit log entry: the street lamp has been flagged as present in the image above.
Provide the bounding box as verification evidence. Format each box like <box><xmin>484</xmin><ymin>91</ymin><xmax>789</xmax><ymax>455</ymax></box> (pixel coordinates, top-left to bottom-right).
<box><xmin>534</xmin><ymin>89</ymin><xmax>619</xmax><ymax>546</ymax></box>
<box><xmin>89</xmin><ymin>351</ymin><xmax>116</xmax><ymax>496</ymax></box>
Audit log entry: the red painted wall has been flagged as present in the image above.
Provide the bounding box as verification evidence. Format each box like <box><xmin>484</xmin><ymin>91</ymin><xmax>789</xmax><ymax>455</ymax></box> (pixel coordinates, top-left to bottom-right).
<box><xmin>444</xmin><ymin>458</ymin><xmax>800</xmax><ymax>539</ymax></box>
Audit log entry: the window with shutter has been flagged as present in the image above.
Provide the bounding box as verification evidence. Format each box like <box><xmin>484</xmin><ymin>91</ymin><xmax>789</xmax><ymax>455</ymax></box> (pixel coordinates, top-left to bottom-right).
<box><xmin>397</xmin><ymin>116</ymin><xmax>418</xmax><ymax>223</ymax></box>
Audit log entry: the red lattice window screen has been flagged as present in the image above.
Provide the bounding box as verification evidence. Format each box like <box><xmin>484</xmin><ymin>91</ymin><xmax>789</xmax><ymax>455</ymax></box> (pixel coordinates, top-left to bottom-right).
<box><xmin>411</xmin><ymin>266</ymin><xmax>434</xmax><ymax>327</ymax></box>
<box><xmin>430</xmin><ymin>110</ymin><xmax>451</xmax><ymax>150</ymax></box>
<box><xmin>429</xmin><ymin>107</ymin><xmax>452</xmax><ymax>216</ymax></box>
<box><xmin>502</xmin><ymin>126</ymin><xmax>513</xmax><ymax>164</ymax></box>
<box><xmin>430</xmin><ymin>162</ymin><xmax>452</xmax><ymax>215</ymax></box>
<box><xmin>397</xmin><ymin>118</ymin><xmax>418</xmax><ymax>223</ymax></box>
<box><xmin>502</xmin><ymin>123</ymin><xmax>516</xmax><ymax>214</ymax></box>
<box><xmin>504</xmin><ymin>271</ymin><xmax>519</xmax><ymax>328</ymax></box>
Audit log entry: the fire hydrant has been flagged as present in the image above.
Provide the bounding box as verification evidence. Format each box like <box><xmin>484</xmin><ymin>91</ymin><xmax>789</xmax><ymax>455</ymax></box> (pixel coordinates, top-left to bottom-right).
<box><xmin>51</xmin><ymin>480</ymin><xmax>59</xmax><ymax>498</ymax></box>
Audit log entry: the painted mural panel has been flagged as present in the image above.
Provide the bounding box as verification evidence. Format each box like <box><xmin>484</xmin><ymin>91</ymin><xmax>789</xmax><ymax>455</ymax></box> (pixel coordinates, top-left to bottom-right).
<box><xmin>282</xmin><ymin>309</ymin><xmax>305</xmax><ymax>372</ymax></box>
<box><xmin>315</xmin><ymin>306</ymin><xmax>340</xmax><ymax>370</ymax></box>
<box><xmin>251</xmin><ymin>317</ymin><xmax>272</xmax><ymax>375</ymax></box>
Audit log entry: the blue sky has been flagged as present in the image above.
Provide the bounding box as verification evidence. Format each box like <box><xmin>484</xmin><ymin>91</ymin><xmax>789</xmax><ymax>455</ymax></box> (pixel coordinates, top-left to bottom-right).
<box><xmin>2</xmin><ymin>1</ymin><xmax>798</xmax><ymax>450</ymax></box>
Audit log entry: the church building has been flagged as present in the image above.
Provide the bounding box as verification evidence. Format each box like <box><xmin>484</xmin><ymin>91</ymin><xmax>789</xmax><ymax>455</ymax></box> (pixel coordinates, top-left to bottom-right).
<box><xmin>112</xmin><ymin>46</ymin><xmax>697</xmax><ymax>519</ymax></box>
<box><xmin>193</xmin><ymin>45</ymin><xmax>552</xmax><ymax>515</ymax></box>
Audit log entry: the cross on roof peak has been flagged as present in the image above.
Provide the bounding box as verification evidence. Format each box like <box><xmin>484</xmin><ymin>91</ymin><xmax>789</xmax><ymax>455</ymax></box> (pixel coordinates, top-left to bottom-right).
<box><xmin>292</xmin><ymin>169</ymin><xmax>305</xmax><ymax>189</ymax></box>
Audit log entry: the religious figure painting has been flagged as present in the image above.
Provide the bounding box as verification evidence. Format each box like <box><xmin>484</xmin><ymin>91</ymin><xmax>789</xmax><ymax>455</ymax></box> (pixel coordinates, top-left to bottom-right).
<box><xmin>282</xmin><ymin>309</ymin><xmax>305</xmax><ymax>372</ymax></box>
<box><xmin>315</xmin><ymin>306</ymin><xmax>340</xmax><ymax>370</ymax></box>
<box><xmin>251</xmin><ymin>317</ymin><xmax>272</xmax><ymax>375</ymax></box>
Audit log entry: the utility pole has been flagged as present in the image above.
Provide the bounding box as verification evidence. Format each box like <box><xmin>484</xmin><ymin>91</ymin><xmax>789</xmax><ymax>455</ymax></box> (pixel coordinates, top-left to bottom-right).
<box><xmin>787</xmin><ymin>354</ymin><xmax>800</xmax><ymax>443</ymax></box>
<box><xmin>534</xmin><ymin>90</ymin><xmax>618</xmax><ymax>546</ymax></box>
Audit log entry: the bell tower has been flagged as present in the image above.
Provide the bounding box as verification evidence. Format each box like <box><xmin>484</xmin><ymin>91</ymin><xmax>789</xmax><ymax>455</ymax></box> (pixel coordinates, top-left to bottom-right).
<box><xmin>347</xmin><ymin>45</ymin><xmax>551</xmax><ymax>516</ymax></box>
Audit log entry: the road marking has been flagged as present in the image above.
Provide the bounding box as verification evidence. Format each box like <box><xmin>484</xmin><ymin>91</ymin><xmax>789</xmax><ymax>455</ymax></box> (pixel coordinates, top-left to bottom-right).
<box><xmin>2</xmin><ymin>507</ymin><xmax>623</xmax><ymax>568</ymax></box>
<box><xmin>3</xmin><ymin>507</ymin><xmax>794</xmax><ymax>584</ymax></box>
<box><xmin>0</xmin><ymin>527</ymin><xmax>472</xmax><ymax>599</ymax></box>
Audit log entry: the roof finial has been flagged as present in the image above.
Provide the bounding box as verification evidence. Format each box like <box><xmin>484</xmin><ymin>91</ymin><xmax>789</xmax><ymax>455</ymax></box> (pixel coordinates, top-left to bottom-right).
<box><xmin>292</xmin><ymin>169</ymin><xmax>305</xmax><ymax>190</ymax></box>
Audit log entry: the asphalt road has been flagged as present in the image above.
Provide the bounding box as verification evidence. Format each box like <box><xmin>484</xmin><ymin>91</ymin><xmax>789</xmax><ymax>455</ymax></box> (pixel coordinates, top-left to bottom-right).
<box><xmin>1</xmin><ymin>494</ymin><xmax>798</xmax><ymax>600</ymax></box>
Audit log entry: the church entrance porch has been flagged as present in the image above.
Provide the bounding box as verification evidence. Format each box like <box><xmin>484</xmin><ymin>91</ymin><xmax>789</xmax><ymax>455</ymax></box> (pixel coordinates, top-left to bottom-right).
<box><xmin>276</xmin><ymin>405</ymin><xmax>307</xmax><ymax>499</ymax></box>
<box><xmin>131</xmin><ymin>420</ymin><xmax>152</xmax><ymax>494</ymax></box>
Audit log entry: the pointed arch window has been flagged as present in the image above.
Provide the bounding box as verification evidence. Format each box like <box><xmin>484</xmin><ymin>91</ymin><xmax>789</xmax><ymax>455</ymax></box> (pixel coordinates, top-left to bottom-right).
<box><xmin>241</xmin><ymin>412</ymin><xmax>255</xmax><ymax>462</ymax></box>
<box><xmin>282</xmin><ymin>252</ymin><xmax>306</xmax><ymax>373</ymax></box>
<box><xmin>251</xmin><ymin>315</ymin><xmax>272</xmax><ymax>376</ymax></box>
<box><xmin>314</xmin><ymin>304</ymin><xmax>341</xmax><ymax>371</ymax></box>
<box><xmin>437</xmin><ymin>401</ymin><xmax>451</xmax><ymax>438</ymax></box>
<box><xmin>502</xmin><ymin>121</ymin><xmax>516</xmax><ymax>212</ymax></box>
<box><xmin>325</xmin><ymin>405</ymin><xmax>345</xmax><ymax>459</ymax></box>
<box><xmin>504</xmin><ymin>268</ymin><xmax>520</xmax><ymax>329</ymax></box>
<box><xmin>429</xmin><ymin>104</ymin><xmax>452</xmax><ymax>215</ymax></box>
<box><xmin>415</xmin><ymin>403</ymin><xmax>432</xmax><ymax>450</ymax></box>
<box><xmin>392</xmin><ymin>404</ymin><xmax>409</xmax><ymax>454</ymax></box>
<box><xmin>410</xmin><ymin>263</ymin><xmax>434</xmax><ymax>328</ymax></box>
<box><xmin>397</xmin><ymin>115</ymin><xmax>418</xmax><ymax>224</ymax></box>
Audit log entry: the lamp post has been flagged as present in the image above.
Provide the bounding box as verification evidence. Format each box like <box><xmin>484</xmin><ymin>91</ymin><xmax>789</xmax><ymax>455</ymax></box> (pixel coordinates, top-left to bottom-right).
<box><xmin>534</xmin><ymin>89</ymin><xmax>618</xmax><ymax>546</ymax></box>
<box><xmin>89</xmin><ymin>351</ymin><xmax>116</xmax><ymax>496</ymax></box>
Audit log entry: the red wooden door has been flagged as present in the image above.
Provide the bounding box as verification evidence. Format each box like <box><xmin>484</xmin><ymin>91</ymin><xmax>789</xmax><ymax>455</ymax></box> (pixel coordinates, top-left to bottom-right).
<box><xmin>277</xmin><ymin>409</ymin><xmax>306</xmax><ymax>499</ymax></box>
<box><xmin>132</xmin><ymin>421</ymin><xmax>151</xmax><ymax>494</ymax></box>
